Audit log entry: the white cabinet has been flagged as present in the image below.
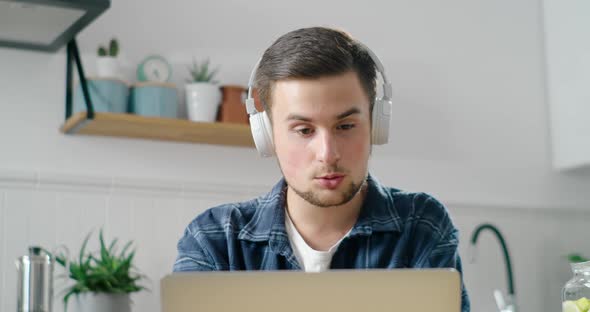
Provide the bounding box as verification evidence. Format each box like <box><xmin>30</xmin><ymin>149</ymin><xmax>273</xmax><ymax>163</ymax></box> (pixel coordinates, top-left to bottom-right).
<box><xmin>542</xmin><ymin>0</ymin><xmax>590</xmax><ymax>171</ymax></box>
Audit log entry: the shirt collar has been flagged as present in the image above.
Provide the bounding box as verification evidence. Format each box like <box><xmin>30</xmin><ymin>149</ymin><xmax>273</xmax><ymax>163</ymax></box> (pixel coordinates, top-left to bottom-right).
<box><xmin>238</xmin><ymin>173</ymin><xmax>402</xmax><ymax>246</ymax></box>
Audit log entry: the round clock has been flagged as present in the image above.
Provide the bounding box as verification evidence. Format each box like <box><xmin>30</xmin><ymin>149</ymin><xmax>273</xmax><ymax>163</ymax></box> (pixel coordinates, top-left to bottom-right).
<box><xmin>137</xmin><ymin>55</ymin><xmax>172</xmax><ymax>82</ymax></box>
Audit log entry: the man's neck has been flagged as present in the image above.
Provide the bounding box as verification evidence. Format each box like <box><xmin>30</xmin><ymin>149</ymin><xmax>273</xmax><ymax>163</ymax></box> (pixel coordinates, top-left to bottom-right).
<box><xmin>285</xmin><ymin>183</ymin><xmax>367</xmax><ymax>251</ymax></box>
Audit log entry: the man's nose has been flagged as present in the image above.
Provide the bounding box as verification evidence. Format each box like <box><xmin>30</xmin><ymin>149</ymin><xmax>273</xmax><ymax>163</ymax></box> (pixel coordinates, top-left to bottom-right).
<box><xmin>316</xmin><ymin>131</ymin><xmax>341</xmax><ymax>165</ymax></box>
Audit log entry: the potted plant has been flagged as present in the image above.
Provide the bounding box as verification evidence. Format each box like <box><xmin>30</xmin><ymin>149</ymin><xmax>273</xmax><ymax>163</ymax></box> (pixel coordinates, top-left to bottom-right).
<box><xmin>185</xmin><ymin>57</ymin><xmax>222</xmax><ymax>122</ymax></box>
<box><xmin>55</xmin><ymin>229</ymin><xmax>147</xmax><ymax>312</ymax></box>
<box><xmin>96</xmin><ymin>38</ymin><xmax>121</xmax><ymax>79</ymax></box>
<box><xmin>567</xmin><ymin>253</ymin><xmax>589</xmax><ymax>263</ymax></box>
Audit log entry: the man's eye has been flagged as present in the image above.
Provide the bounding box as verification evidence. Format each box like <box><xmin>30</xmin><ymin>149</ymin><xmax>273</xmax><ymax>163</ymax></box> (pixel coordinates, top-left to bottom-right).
<box><xmin>295</xmin><ymin>128</ymin><xmax>313</xmax><ymax>136</ymax></box>
<box><xmin>337</xmin><ymin>124</ymin><xmax>356</xmax><ymax>130</ymax></box>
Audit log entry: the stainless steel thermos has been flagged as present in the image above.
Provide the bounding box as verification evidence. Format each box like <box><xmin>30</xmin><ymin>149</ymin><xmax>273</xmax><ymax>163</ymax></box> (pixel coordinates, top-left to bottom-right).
<box><xmin>16</xmin><ymin>246</ymin><xmax>54</xmax><ymax>312</ymax></box>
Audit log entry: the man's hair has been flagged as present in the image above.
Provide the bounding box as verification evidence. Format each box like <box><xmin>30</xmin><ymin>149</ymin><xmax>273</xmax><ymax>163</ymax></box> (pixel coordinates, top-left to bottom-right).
<box><xmin>254</xmin><ymin>27</ymin><xmax>378</xmax><ymax>118</ymax></box>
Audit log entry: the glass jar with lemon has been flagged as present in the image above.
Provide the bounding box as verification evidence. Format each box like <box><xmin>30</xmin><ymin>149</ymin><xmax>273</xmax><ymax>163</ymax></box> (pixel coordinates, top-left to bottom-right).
<box><xmin>563</xmin><ymin>261</ymin><xmax>590</xmax><ymax>312</ymax></box>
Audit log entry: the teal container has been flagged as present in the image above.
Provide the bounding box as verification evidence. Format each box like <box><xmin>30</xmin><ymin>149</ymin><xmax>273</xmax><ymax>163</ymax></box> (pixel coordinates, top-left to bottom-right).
<box><xmin>129</xmin><ymin>82</ymin><xmax>178</xmax><ymax>118</ymax></box>
<box><xmin>74</xmin><ymin>79</ymin><xmax>129</xmax><ymax>113</ymax></box>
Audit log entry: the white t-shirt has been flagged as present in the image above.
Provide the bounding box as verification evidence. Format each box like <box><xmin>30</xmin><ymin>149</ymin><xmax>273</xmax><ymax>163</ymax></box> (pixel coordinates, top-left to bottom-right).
<box><xmin>285</xmin><ymin>210</ymin><xmax>351</xmax><ymax>272</ymax></box>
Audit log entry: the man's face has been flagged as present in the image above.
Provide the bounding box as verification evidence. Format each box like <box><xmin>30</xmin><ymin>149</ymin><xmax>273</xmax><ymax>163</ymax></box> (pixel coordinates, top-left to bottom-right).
<box><xmin>271</xmin><ymin>71</ymin><xmax>372</xmax><ymax>207</ymax></box>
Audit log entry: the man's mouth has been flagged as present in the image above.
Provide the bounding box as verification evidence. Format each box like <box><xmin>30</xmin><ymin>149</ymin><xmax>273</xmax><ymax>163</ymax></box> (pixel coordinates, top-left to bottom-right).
<box><xmin>315</xmin><ymin>174</ymin><xmax>345</xmax><ymax>189</ymax></box>
<box><xmin>316</xmin><ymin>173</ymin><xmax>344</xmax><ymax>179</ymax></box>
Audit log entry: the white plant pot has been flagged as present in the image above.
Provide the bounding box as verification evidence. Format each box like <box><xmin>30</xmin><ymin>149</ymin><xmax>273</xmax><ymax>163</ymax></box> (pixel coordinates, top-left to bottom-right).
<box><xmin>72</xmin><ymin>292</ymin><xmax>131</xmax><ymax>312</ymax></box>
<box><xmin>185</xmin><ymin>83</ymin><xmax>222</xmax><ymax>122</ymax></box>
<box><xmin>96</xmin><ymin>56</ymin><xmax>121</xmax><ymax>79</ymax></box>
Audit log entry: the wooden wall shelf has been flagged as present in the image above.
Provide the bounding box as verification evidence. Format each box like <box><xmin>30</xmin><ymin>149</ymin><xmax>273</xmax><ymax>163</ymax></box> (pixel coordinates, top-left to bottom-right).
<box><xmin>61</xmin><ymin>112</ymin><xmax>255</xmax><ymax>147</ymax></box>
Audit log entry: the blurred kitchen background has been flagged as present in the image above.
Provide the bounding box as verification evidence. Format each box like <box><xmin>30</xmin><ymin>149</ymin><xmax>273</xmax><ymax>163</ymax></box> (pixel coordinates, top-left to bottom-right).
<box><xmin>1</xmin><ymin>0</ymin><xmax>590</xmax><ymax>312</ymax></box>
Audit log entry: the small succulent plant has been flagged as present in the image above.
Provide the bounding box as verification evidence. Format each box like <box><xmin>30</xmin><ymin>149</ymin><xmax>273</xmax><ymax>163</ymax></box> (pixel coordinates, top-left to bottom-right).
<box><xmin>187</xmin><ymin>58</ymin><xmax>219</xmax><ymax>84</ymax></box>
<box><xmin>97</xmin><ymin>38</ymin><xmax>119</xmax><ymax>57</ymax></box>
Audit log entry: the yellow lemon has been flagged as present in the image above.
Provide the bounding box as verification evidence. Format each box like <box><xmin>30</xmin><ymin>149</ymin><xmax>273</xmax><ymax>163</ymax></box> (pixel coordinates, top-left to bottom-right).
<box><xmin>576</xmin><ymin>297</ymin><xmax>590</xmax><ymax>312</ymax></box>
<box><xmin>564</xmin><ymin>300</ymin><xmax>582</xmax><ymax>312</ymax></box>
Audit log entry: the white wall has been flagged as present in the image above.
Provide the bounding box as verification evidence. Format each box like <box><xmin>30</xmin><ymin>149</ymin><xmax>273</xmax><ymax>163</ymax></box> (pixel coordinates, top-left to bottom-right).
<box><xmin>1</xmin><ymin>0</ymin><xmax>589</xmax><ymax>311</ymax></box>
<box><xmin>542</xmin><ymin>0</ymin><xmax>590</xmax><ymax>170</ymax></box>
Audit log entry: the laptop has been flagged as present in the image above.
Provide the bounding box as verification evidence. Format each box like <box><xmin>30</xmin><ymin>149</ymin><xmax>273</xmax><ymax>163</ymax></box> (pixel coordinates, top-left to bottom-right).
<box><xmin>161</xmin><ymin>269</ymin><xmax>461</xmax><ymax>312</ymax></box>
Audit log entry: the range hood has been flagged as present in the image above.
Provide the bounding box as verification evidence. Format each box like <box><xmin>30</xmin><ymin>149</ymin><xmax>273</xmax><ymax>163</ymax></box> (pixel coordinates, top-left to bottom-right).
<box><xmin>0</xmin><ymin>0</ymin><xmax>110</xmax><ymax>52</ymax></box>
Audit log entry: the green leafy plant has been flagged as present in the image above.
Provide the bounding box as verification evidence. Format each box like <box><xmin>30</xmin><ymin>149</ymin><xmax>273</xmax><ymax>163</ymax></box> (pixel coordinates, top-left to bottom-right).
<box><xmin>97</xmin><ymin>38</ymin><xmax>119</xmax><ymax>57</ymax></box>
<box><xmin>567</xmin><ymin>253</ymin><xmax>589</xmax><ymax>263</ymax></box>
<box><xmin>187</xmin><ymin>57</ymin><xmax>219</xmax><ymax>83</ymax></box>
<box><xmin>54</xmin><ymin>229</ymin><xmax>146</xmax><ymax>312</ymax></box>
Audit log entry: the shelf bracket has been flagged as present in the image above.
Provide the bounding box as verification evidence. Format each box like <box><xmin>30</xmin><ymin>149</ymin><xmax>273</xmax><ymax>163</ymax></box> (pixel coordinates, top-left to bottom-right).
<box><xmin>65</xmin><ymin>39</ymin><xmax>94</xmax><ymax>120</ymax></box>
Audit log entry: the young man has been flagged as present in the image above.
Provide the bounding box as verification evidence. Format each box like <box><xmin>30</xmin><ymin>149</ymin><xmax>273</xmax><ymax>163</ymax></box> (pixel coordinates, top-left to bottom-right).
<box><xmin>173</xmin><ymin>27</ymin><xmax>470</xmax><ymax>311</ymax></box>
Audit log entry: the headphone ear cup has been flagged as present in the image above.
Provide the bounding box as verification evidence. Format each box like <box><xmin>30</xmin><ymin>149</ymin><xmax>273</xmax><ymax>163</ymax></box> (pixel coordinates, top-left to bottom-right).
<box><xmin>249</xmin><ymin>111</ymin><xmax>275</xmax><ymax>157</ymax></box>
<box><xmin>371</xmin><ymin>99</ymin><xmax>392</xmax><ymax>145</ymax></box>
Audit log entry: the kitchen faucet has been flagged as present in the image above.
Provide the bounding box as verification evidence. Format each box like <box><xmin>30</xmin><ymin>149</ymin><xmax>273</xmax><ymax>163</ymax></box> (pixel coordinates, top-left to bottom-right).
<box><xmin>470</xmin><ymin>223</ymin><xmax>517</xmax><ymax>312</ymax></box>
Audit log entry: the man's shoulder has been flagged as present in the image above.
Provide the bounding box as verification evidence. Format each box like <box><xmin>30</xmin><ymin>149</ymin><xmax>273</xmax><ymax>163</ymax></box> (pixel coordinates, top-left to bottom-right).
<box><xmin>373</xmin><ymin>181</ymin><xmax>454</xmax><ymax>234</ymax></box>
<box><xmin>182</xmin><ymin>178</ymin><xmax>286</xmax><ymax>243</ymax></box>
<box><xmin>388</xmin><ymin>188</ymin><xmax>448</xmax><ymax>217</ymax></box>
<box><xmin>186</xmin><ymin>198</ymin><xmax>260</xmax><ymax>235</ymax></box>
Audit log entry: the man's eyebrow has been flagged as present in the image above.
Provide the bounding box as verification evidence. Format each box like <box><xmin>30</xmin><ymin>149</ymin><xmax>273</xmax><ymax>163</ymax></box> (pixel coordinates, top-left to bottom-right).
<box><xmin>285</xmin><ymin>114</ymin><xmax>312</xmax><ymax>122</ymax></box>
<box><xmin>336</xmin><ymin>107</ymin><xmax>361</xmax><ymax>120</ymax></box>
<box><xmin>285</xmin><ymin>107</ymin><xmax>361</xmax><ymax>122</ymax></box>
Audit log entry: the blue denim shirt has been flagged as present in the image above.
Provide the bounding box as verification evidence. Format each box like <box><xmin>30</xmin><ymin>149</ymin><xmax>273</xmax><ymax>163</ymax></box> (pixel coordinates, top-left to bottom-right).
<box><xmin>174</xmin><ymin>174</ymin><xmax>470</xmax><ymax>312</ymax></box>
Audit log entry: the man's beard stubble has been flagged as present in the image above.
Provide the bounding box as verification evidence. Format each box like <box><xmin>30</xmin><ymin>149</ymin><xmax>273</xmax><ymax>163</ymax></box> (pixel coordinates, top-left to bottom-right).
<box><xmin>279</xmin><ymin>162</ymin><xmax>367</xmax><ymax>207</ymax></box>
<box><xmin>290</xmin><ymin>179</ymin><xmax>363</xmax><ymax>207</ymax></box>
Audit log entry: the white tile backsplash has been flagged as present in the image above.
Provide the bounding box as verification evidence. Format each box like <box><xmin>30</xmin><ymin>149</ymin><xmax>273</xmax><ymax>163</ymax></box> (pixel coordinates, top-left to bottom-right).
<box><xmin>0</xmin><ymin>170</ymin><xmax>587</xmax><ymax>312</ymax></box>
<box><xmin>4</xmin><ymin>189</ymin><xmax>34</xmax><ymax>312</ymax></box>
<box><xmin>29</xmin><ymin>191</ymin><xmax>57</xmax><ymax>252</ymax></box>
<box><xmin>0</xmin><ymin>191</ymin><xmax>5</xmax><ymax>312</ymax></box>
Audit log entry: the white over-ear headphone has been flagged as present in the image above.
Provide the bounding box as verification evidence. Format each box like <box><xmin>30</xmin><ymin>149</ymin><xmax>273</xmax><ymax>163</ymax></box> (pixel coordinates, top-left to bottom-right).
<box><xmin>245</xmin><ymin>43</ymin><xmax>392</xmax><ymax>158</ymax></box>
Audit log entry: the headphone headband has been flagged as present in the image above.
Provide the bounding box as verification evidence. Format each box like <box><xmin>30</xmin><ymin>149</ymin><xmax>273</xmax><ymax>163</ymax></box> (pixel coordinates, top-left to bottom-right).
<box><xmin>246</xmin><ymin>57</ymin><xmax>262</xmax><ymax>115</ymax></box>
